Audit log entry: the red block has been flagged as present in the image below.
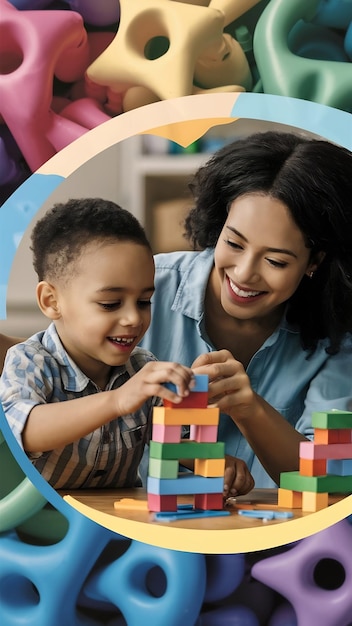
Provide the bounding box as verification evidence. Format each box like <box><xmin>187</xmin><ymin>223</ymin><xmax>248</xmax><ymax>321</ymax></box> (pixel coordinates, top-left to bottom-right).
<box><xmin>163</xmin><ymin>391</ymin><xmax>208</xmax><ymax>409</ymax></box>
<box><xmin>194</xmin><ymin>493</ymin><xmax>224</xmax><ymax>510</ymax></box>
<box><xmin>147</xmin><ymin>493</ymin><xmax>177</xmax><ymax>512</ymax></box>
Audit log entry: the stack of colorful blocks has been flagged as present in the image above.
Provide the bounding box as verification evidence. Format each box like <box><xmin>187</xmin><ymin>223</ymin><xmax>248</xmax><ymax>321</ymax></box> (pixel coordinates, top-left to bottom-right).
<box><xmin>147</xmin><ymin>374</ymin><xmax>225</xmax><ymax>512</ymax></box>
<box><xmin>278</xmin><ymin>410</ymin><xmax>352</xmax><ymax>512</ymax></box>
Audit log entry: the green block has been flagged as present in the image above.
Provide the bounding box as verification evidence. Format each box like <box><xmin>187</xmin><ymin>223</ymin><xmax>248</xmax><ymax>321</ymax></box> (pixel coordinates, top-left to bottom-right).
<box><xmin>280</xmin><ymin>470</ymin><xmax>352</xmax><ymax>493</ymax></box>
<box><xmin>148</xmin><ymin>458</ymin><xmax>179</xmax><ymax>479</ymax></box>
<box><xmin>149</xmin><ymin>440</ymin><xmax>225</xmax><ymax>461</ymax></box>
<box><xmin>312</xmin><ymin>410</ymin><xmax>352</xmax><ymax>430</ymax></box>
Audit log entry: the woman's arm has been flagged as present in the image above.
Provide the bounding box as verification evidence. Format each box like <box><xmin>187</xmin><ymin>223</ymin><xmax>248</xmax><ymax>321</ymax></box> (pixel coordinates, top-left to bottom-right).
<box><xmin>192</xmin><ymin>350</ymin><xmax>307</xmax><ymax>485</ymax></box>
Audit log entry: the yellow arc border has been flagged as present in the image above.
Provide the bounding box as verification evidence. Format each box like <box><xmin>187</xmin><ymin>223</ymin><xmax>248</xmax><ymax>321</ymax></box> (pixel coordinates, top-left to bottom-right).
<box><xmin>64</xmin><ymin>493</ymin><xmax>352</xmax><ymax>554</ymax></box>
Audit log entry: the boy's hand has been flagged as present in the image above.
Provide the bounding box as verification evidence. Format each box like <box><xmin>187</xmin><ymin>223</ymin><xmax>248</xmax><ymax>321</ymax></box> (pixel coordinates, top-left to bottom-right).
<box><xmin>223</xmin><ymin>454</ymin><xmax>254</xmax><ymax>498</ymax></box>
<box><xmin>113</xmin><ymin>361</ymin><xmax>195</xmax><ymax>416</ymax></box>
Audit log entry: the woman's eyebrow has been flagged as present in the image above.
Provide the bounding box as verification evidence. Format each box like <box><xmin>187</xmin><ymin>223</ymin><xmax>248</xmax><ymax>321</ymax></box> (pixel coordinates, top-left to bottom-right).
<box><xmin>226</xmin><ymin>226</ymin><xmax>298</xmax><ymax>258</ymax></box>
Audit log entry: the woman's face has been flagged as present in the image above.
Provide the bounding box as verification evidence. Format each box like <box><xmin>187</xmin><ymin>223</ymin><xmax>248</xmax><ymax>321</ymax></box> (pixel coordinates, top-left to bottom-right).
<box><xmin>214</xmin><ymin>193</ymin><xmax>316</xmax><ymax>323</ymax></box>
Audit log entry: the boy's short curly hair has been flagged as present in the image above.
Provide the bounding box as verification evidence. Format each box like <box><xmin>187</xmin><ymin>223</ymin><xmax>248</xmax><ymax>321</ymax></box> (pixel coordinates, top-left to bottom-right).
<box><xmin>31</xmin><ymin>198</ymin><xmax>151</xmax><ymax>282</ymax></box>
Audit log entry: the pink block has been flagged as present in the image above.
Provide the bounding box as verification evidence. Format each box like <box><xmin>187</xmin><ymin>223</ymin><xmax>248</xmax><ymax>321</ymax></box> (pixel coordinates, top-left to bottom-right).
<box><xmin>190</xmin><ymin>424</ymin><xmax>218</xmax><ymax>443</ymax></box>
<box><xmin>300</xmin><ymin>441</ymin><xmax>352</xmax><ymax>460</ymax></box>
<box><xmin>152</xmin><ymin>424</ymin><xmax>181</xmax><ymax>443</ymax></box>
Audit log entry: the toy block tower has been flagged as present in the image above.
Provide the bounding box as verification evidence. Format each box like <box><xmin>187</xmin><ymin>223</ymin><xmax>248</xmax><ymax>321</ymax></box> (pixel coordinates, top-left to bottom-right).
<box><xmin>278</xmin><ymin>410</ymin><xmax>352</xmax><ymax>512</ymax></box>
<box><xmin>147</xmin><ymin>374</ymin><xmax>225</xmax><ymax>512</ymax></box>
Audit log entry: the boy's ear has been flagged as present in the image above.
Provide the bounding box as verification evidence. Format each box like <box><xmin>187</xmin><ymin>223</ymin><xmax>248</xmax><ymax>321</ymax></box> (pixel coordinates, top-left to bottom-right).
<box><xmin>36</xmin><ymin>281</ymin><xmax>61</xmax><ymax>320</ymax></box>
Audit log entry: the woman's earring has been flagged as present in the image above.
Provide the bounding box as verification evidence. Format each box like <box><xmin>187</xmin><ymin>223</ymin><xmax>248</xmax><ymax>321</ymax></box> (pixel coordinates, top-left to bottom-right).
<box><xmin>308</xmin><ymin>271</ymin><xmax>314</xmax><ymax>279</ymax></box>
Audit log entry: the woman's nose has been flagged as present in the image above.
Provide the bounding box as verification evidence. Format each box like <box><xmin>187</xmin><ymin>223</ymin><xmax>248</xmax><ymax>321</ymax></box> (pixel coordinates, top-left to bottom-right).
<box><xmin>234</xmin><ymin>255</ymin><xmax>259</xmax><ymax>283</ymax></box>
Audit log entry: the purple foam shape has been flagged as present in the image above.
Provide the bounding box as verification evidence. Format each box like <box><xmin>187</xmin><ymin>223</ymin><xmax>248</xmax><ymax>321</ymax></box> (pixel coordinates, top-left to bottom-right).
<box><xmin>252</xmin><ymin>518</ymin><xmax>352</xmax><ymax>626</ymax></box>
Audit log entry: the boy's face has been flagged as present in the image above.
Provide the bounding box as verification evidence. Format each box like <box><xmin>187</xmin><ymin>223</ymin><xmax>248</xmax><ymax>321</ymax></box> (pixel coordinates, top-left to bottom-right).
<box><xmin>51</xmin><ymin>240</ymin><xmax>155</xmax><ymax>387</ymax></box>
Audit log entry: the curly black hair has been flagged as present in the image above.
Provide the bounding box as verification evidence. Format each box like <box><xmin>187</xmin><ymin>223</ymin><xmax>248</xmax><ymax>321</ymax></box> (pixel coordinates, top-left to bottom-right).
<box><xmin>185</xmin><ymin>131</ymin><xmax>352</xmax><ymax>354</ymax></box>
<box><xmin>31</xmin><ymin>197</ymin><xmax>151</xmax><ymax>283</ymax></box>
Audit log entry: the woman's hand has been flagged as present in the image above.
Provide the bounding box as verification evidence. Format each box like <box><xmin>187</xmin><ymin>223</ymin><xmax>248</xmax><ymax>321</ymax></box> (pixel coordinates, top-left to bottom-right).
<box><xmin>223</xmin><ymin>454</ymin><xmax>254</xmax><ymax>497</ymax></box>
<box><xmin>192</xmin><ymin>349</ymin><xmax>259</xmax><ymax>423</ymax></box>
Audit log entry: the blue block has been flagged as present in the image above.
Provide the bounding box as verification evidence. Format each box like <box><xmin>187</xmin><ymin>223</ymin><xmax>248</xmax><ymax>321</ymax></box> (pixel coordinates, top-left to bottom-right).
<box><xmin>164</xmin><ymin>374</ymin><xmax>209</xmax><ymax>393</ymax></box>
<box><xmin>327</xmin><ymin>459</ymin><xmax>352</xmax><ymax>476</ymax></box>
<box><xmin>147</xmin><ymin>474</ymin><xmax>224</xmax><ymax>495</ymax></box>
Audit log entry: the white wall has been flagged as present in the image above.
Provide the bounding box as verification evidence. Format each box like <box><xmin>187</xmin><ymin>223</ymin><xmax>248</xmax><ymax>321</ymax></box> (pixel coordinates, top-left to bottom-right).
<box><xmin>0</xmin><ymin>142</ymin><xmax>124</xmax><ymax>337</ymax></box>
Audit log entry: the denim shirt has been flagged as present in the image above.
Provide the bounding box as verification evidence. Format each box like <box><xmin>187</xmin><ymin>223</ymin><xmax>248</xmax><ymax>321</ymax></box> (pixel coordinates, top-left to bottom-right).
<box><xmin>140</xmin><ymin>248</ymin><xmax>352</xmax><ymax>488</ymax></box>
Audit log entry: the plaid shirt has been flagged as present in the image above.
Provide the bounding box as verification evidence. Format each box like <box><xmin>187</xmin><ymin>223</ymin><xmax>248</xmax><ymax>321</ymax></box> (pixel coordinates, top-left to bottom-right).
<box><xmin>0</xmin><ymin>323</ymin><xmax>161</xmax><ymax>489</ymax></box>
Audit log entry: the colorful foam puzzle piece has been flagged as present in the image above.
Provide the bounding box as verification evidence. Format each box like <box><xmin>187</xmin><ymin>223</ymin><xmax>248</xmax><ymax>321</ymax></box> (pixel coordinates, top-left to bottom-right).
<box><xmin>279</xmin><ymin>409</ymin><xmax>352</xmax><ymax>514</ymax></box>
<box><xmin>164</xmin><ymin>375</ymin><xmax>209</xmax><ymax>393</ymax></box>
<box><xmin>301</xmin><ymin>490</ymin><xmax>329</xmax><ymax>512</ymax></box>
<box><xmin>299</xmin><ymin>457</ymin><xmax>327</xmax><ymax>477</ymax></box>
<box><xmin>148</xmin><ymin>458</ymin><xmax>179</xmax><ymax>479</ymax></box>
<box><xmin>148</xmin><ymin>374</ymin><xmax>226</xmax><ymax>512</ymax></box>
<box><xmin>314</xmin><ymin>428</ymin><xmax>352</xmax><ymax>444</ymax></box>
<box><xmin>163</xmin><ymin>391</ymin><xmax>208</xmax><ymax>409</ymax></box>
<box><xmin>311</xmin><ymin>410</ymin><xmax>352</xmax><ymax>429</ymax></box>
<box><xmin>190</xmin><ymin>424</ymin><xmax>218</xmax><ymax>442</ymax></box>
<box><xmin>147</xmin><ymin>474</ymin><xmax>224</xmax><ymax>495</ymax></box>
<box><xmin>151</xmin><ymin>424</ymin><xmax>181</xmax><ymax>443</ymax></box>
<box><xmin>163</xmin><ymin>375</ymin><xmax>209</xmax><ymax>408</ymax></box>
<box><xmin>327</xmin><ymin>459</ymin><xmax>352</xmax><ymax>476</ymax></box>
<box><xmin>280</xmin><ymin>470</ymin><xmax>352</xmax><ymax>493</ymax></box>
<box><xmin>149</xmin><ymin>440</ymin><xmax>225</xmax><ymax>460</ymax></box>
<box><xmin>152</xmin><ymin>406</ymin><xmax>220</xmax><ymax>426</ymax></box>
<box><xmin>299</xmin><ymin>441</ymin><xmax>352</xmax><ymax>460</ymax></box>
<box><xmin>194</xmin><ymin>457</ymin><xmax>226</xmax><ymax>477</ymax></box>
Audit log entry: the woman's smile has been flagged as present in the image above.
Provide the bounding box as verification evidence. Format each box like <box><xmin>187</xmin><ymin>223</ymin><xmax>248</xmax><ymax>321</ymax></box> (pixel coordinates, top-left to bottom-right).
<box><xmin>227</xmin><ymin>276</ymin><xmax>266</xmax><ymax>302</ymax></box>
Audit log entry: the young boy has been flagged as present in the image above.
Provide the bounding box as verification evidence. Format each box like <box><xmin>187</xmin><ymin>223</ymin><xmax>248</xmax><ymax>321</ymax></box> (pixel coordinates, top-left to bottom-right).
<box><xmin>0</xmin><ymin>198</ymin><xmax>196</xmax><ymax>490</ymax></box>
<box><xmin>0</xmin><ymin>198</ymin><xmax>254</xmax><ymax>496</ymax></box>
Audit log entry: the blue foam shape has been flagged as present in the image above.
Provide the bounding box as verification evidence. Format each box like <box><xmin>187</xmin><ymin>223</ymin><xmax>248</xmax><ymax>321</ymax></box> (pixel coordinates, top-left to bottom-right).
<box><xmin>154</xmin><ymin>509</ymin><xmax>230</xmax><ymax>522</ymax></box>
<box><xmin>147</xmin><ymin>474</ymin><xmax>224</xmax><ymax>495</ymax></box>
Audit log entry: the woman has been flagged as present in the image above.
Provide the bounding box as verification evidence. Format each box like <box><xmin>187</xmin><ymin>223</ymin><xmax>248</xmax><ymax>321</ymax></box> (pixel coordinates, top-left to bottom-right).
<box><xmin>140</xmin><ymin>130</ymin><xmax>352</xmax><ymax>488</ymax></box>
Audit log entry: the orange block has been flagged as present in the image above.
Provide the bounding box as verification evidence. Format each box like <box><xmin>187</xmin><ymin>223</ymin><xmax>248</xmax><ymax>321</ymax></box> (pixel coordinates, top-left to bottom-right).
<box><xmin>153</xmin><ymin>406</ymin><xmax>220</xmax><ymax>426</ymax></box>
<box><xmin>314</xmin><ymin>428</ymin><xmax>351</xmax><ymax>444</ymax></box>
<box><xmin>278</xmin><ymin>488</ymin><xmax>302</xmax><ymax>508</ymax></box>
<box><xmin>194</xmin><ymin>457</ymin><xmax>225</xmax><ymax>477</ymax></box>
<box><xmin>299</xmin><ymin>457</ymin><xmax>327</xmax><ymax>476</ymax></box>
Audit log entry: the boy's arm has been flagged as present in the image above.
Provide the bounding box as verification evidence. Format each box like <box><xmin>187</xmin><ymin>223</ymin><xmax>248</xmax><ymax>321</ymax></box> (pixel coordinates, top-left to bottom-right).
<box><xmin>1</xmin><ymin>347</ymin><xmax>194</xmax><ymax>454</ymax></box>
<box><xmin>22</xmin><ymin>393</ymin><xmax>123</xmax><ymax>452</ymax></box>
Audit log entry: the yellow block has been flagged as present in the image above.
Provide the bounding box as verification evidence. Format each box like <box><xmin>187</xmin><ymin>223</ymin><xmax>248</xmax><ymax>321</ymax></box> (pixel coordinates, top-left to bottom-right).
<box><xmin>153</xmin><ymin>406</ymin><xmax>219</xmax><ymax>425</ymax></box>
<box><xmin>302</xmin><ymin>491</ymin><xmax>329</xmax><ymax>512</ymax></box>
<box><xmin>195</xmin><ymin>457</ymin><xmax>225</xmax><ymax>477</ymax></box>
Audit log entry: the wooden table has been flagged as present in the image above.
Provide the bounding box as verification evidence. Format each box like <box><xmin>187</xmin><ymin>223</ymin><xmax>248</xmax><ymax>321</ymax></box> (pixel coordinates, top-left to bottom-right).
<box><xmin>61</xmin><ymin>488</ymin><xmax>352</xmax><ymax>554</ymax></box>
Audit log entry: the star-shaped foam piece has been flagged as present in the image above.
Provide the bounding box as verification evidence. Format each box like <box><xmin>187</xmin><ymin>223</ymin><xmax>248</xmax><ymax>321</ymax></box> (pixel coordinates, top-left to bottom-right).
<box><xmin>1</xmin><ymin>0</ymin><xmax>110</xmax><ymax>171</ymax></box>
<box><xmin>86</xmin><ymin>0</ymin><xmax>251</xmax><ymax>105</ymax></box>
<box><xmin>252</xmin><ymin>518</ymin><xmax>352</xmax><ymax>626</ymax></box>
